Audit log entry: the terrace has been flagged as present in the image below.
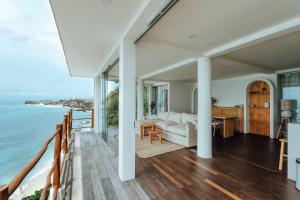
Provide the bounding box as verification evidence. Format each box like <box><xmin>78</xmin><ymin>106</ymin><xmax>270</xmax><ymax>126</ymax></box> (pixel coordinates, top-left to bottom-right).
<box><xmin>2</xmin><ymin>1</ymin><xmax>300</xmax><ymax>200</ymax></box>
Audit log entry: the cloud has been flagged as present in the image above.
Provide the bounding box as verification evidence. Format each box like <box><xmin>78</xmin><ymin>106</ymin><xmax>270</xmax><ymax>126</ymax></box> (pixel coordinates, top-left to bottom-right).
<box><xmin>0</xmin><ymin>0</ymin><xmax>93</xmax><ymax>98</ymax></box>
<box><xmin>0</xmin><ymin>0</ymin><xmax>66</xmax><ymax>68</ymax></box>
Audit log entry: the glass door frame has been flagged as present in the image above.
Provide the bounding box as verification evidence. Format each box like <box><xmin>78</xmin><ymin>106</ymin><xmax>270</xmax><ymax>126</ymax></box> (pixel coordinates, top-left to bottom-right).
<box><xmin>101</xmin><ymin>72</ymin><xmax>108</xmax><ymax>141</ymax></box>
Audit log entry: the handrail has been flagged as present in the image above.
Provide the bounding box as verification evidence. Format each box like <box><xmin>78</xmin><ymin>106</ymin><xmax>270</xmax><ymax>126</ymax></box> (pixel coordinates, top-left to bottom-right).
<box><xmin>71</xmin><ymin>108</ymin><xmax>93</xmax><ymax>112</ymax></box>
<box><xmin>8</xmin><ymin>130</ymin><xmax>58</xmax><ymax>195</ymax></box>
<box><xmin>72</xmin><ymin>117</ymin><xmax>92</xmax><ymax>121</ymax></box>
<box><xmin>40</xmin><ymin>156</ymin><xmax>59</xmax><ymax>200</ymax></box>
<box><xmin>0</xmin><ymin>108</ymin><xmax>94</xmax><ymax>200</ymax></box>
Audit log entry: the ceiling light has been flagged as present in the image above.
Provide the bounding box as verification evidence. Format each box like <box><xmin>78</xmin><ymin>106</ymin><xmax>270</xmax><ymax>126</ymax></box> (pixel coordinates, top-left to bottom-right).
<box><xmin>102</xmin><ymin>0</ymin><xmax>112</xmax><ymax>5</ymax></box>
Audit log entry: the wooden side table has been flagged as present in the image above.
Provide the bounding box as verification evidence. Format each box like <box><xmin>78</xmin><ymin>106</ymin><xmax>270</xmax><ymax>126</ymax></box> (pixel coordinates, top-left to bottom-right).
<box><xmin>149</xmin><ymin>129</ymin><xmax>163</xmax><ymax>144</ymax></box>
<box><xmin>140</xmin><ymin>122</ymin><xmax>155</xmax><ymax>140</ymax></box>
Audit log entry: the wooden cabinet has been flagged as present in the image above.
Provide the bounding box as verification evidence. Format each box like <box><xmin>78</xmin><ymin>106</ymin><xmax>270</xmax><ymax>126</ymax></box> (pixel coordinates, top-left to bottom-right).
<box><xmin>248</xmin><ymin>81</ymin><xmax>270</xmax><ymax>136</ymax></box>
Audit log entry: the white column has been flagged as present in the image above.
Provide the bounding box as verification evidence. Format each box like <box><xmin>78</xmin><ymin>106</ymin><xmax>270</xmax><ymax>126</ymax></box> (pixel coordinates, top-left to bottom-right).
<box><xmin>137</xmin><ymin>79</ymin><xmax>144</xmax><ymax>121</ymax></box>
<box><xmin>197</xmin><ymin>57</ymin><xmax>212</xmax><ymax>159</ymax></box>
<box><xmin>119</xmin><ymin>39</ymin><xmax>136</xmax><ymax>181</ymax></box>
<box><xmin>93</xmin><ymin>76</ymin><xmax>101</xmax><ymax>133</ymax></box>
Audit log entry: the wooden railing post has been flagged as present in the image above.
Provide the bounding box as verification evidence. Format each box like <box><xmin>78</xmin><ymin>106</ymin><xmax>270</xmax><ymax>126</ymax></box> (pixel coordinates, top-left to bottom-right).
<box><xmin>53</xmin><ymin>124</ymin><xmax>62</xmax><ymax>190</ymax></box>
<box><xmin>70</xmin><ymin>110</ymin><xmax>73</xmax><ymax>133</ymax></box>
<box><xmin>67</xmin><ymin>112</ymin><xmax>71</xmax><ymax>140</ymax></box>
<box><xmin>0</xmin><ymin>185</ymin><xmax>9</xmax><ymax>200</ymax></box>
<box><xmin>92</xmin><ymin>109</ymin><xmax>94</xmax><ymax>128</ymax></box>
<box><xmin>63</xmin><ymin>115</ymin><xmax>68</xmax><ymax>154</ymax></box>
<box><xmin>68</xmin><ymin>111</ymin><xmax>73</xmax><ymax>139</ymax></box>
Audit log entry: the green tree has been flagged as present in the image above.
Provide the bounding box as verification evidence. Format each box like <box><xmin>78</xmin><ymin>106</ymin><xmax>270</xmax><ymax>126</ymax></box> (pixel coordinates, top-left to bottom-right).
<box><xmin>22</xmin><ymin>188</ymin><xmax>49</xmax><ymax>200</ymax></box>
<box><xmin>107</xmin><ymin>87</ymin><xmax>119</xmax><ymax>127</ymax></box>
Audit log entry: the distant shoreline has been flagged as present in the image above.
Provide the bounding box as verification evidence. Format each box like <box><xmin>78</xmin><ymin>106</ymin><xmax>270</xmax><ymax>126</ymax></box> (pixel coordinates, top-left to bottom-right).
<box><xmin>25</xmin><ymin>98</ymin><xmax>93</xmax><ymax>110</ymax></box>
<box><xmin>25</xmin><ymin>103</ymin><xmax>65</xmax><ymax>108</ymax></box>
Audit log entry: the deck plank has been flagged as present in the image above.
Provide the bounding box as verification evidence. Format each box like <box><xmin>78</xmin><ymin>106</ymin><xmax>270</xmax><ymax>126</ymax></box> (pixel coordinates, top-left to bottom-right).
<box><xmin>101</xmin><ymin>178</ymin><xmax>118</xmax><ymax>200</ymax></box>
<box><xmin>77</xmin><ymin>131</ymin><xmax>149</xmax><ymax>200</ymax></box>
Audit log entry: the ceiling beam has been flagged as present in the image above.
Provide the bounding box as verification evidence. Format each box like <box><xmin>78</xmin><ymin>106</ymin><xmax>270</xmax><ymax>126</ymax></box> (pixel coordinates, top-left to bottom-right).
<box><xmin>204</xmin><ymin>16</ymin><xmax>300</xmax><ymax>57</ymax></box>
<box><xmin>140</xmin><ymin>58</ymin><xmax>196</xmax><ymax>79</ymax></box>
<box><xmin>213</xmin><ymin>57</ymin><xmax>274</xmax><ymax>74</ymax></box>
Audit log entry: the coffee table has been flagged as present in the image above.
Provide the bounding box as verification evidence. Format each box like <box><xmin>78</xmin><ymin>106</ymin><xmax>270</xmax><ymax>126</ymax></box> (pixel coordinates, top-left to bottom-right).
<box><xmin>149</xmin><ymin>129</ymin><xmax>163</xmax><ymax>144</ymax></box>
<box><xmin>140</xmin><ymin>122</ymin><xmax>155</xmax><ymax>140</ymax></box>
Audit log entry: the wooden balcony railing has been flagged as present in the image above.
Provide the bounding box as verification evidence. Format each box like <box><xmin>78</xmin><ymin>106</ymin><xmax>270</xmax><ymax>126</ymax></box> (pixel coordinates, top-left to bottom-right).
<box><xmin>71</xmin><ymin>108</ymin><xmax>94</xmax><ymax>130</ymax></box>
<box><xmin>0</xmin><ymin>109</ymin><xmax>94</xmax><ymax>200</ymax></box>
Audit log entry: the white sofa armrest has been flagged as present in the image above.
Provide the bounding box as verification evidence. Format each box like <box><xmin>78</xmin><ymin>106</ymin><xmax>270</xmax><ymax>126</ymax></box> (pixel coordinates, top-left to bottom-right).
<box><xmin>186</xmin><ymin>122</ymin><xmax>197</xmax><ymax>147</ymax></box>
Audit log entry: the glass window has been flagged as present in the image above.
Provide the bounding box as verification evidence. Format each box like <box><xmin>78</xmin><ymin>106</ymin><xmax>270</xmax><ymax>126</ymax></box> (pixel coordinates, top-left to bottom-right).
<box><xmin>279</xmin><ymin>71</ymin><xmax>300</xmax><ymax>121</ymax></box>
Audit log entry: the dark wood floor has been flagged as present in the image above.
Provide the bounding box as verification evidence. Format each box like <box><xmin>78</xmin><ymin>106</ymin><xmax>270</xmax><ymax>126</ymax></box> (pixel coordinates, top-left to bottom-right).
<box><xmin>136</xmin><ymin>134</ymin><xmax>300</xmax><ymax>200</ymax></box>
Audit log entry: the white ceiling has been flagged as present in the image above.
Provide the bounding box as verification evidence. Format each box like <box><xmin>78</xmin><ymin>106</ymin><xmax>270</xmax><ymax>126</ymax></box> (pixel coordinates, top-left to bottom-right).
<box><xmin>52</xmin><ymin>0</ymin><xmax>300</xmax><ymax>80</ymax></box>
<box><xmin>140</xmin><ymin>0</ymin><xmax>300</xmax><ymax>52</ymax></box>
<box><xmin>225</xmin><ymin>31</ymin><xmax>300</xmax><ymax>70</ymax></box>
<box><xmin>147</xmin><ymin>29</ymin><xmax>300</xmax><ymax>82</ymax></box>
<box><xmin>50</xmin><ymin>0</ymin><xmax>148</xmax><ymax>77</ymax></box>
<box><xmin>136</xmin><ymin>39</ymin><xmax>200</xmax><ymax>77</ymax></box>
<box><xmin>134</xmin><ymin>0</ymin><xmax>300</xmax><ymax>81</ymax></box>
<box><xmin>145</xmin><ymin>57</ymin><xmax>273</xmax><ymax>82</ymax></box>
<box><xmin>108</xmin><ymin>29</ymin><xmax>300</xmax><ymax>81</ymax></box>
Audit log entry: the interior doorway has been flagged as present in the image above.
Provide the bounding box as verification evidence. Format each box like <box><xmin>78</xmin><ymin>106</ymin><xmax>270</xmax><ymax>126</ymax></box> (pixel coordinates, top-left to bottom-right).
<box><xmin>247</xmin><ymin>80</ymin><xmax>270</xmax><ymax>136</ymax></box>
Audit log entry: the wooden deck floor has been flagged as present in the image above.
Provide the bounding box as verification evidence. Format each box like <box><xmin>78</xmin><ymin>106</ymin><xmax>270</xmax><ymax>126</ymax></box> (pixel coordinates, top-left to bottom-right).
<box><xmin>77</xmin><ymin>131</ymin><xmax>300</xmax><ymax>200</ymax></box>
<box><xmin>78</xmin><ymin>131</ymin><xmax>149</xmax><ymax>200</ymax></box>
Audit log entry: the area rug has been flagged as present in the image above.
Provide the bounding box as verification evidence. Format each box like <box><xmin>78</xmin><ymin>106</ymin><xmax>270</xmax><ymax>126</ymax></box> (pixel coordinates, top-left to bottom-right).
<box><xmin>136</xmin><ymin>135</ymin><xmax>184</xmax><ymax>158</ymax></box>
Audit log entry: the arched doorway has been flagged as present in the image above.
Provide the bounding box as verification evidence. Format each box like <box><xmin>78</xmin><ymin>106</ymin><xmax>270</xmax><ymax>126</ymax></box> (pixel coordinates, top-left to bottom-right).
<box><xmin>247</xmin><ymin>80</ymin><xmax>270</xmax><ymax>136</ymax></box>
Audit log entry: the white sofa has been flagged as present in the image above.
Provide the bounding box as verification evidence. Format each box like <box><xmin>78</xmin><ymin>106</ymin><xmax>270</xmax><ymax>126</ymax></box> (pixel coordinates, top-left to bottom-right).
<box><xmin>135</xmin><ymin>112</ymin><xmax>197</xmax><ymax>147</ymax></box>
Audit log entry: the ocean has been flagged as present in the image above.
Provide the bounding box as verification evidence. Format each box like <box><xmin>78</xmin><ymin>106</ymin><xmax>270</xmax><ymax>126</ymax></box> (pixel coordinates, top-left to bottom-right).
<box><xmin>0</xmin><ymin>98</ymin><xmax>91</xmax><ymax>185</ymax></box>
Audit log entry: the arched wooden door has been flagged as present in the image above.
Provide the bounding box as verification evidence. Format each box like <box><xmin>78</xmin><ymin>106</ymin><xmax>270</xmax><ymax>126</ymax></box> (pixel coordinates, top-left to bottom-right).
<box><xmin>248</xmin><ymin>81</ymin><xmax>270</xmax><ymax>136</ymax></box>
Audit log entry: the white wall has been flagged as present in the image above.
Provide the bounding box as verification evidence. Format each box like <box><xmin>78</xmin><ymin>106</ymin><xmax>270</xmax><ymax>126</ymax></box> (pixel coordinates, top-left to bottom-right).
<box><xmin>211</xmin><ymin>73</ymin><xmax>279</xmax><ymax>138</ymax></box>
<box><xmin>169</xmin><ymin>81</ymin><xmax>195</xmax><ymax>113</ymax></box>
<box><xmin>212</xmin><ymin>73</ymin><xmax>277</xmax><ymax>107</ymax></box>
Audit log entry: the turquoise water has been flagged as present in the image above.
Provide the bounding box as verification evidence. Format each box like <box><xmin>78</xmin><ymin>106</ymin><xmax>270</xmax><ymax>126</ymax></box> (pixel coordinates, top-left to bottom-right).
<box><xmin>0</xmin><ymin>102</ymin><xmax>90</xmax><ymax>185</ymax></box>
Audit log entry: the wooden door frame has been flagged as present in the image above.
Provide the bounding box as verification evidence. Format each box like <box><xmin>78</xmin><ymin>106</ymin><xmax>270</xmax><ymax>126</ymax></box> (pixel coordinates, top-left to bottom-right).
<box><xmin>244</xmin><ymin>79</ymin><xmax>277</xmax><ymax>139</ymax></box>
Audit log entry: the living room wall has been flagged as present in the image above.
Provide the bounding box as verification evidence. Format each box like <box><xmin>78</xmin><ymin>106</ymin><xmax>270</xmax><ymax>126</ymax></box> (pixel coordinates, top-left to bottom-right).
<box><xmin>212</xmin><ymin>73</ymin><xmax>278</xmax><ymax>107</ymax></box>
<box><xmin>169</xmin><ymin>81</ymin><xmax>195</xmax><ymax>113</ymax></box>
<box><xmin>211</xmin><ymin>73</ymin><xmax>279</xmax><ymax>137</ymax></box>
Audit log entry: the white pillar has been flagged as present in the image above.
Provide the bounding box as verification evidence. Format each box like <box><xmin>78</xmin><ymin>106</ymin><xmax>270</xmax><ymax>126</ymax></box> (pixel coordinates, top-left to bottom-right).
<box><xmin>93</xmin><ymin>76</ymin><xmax>101</xmax><ymax>133</ymax></box>
<box><xmin>137</xmin><ymin>79</ymin><xmax>144</xmax><ymax>121</ymax></box>
<box><xmin>197</xmin><ymin>57</ymin><xmax>212</xmax><ymax>159</ymax></box>
<box><xmin>119</xmin><ymin>39</ymin><xmax>136</xmax><ymax>181</ymax></box>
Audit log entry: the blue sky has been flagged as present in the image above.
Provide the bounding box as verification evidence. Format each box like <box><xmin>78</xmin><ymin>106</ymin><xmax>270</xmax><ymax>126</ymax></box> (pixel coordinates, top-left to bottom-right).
<box><xmin>0</xmin><ymin>0</ymin><xmax>93</xmax><ymax>100</ymax></box>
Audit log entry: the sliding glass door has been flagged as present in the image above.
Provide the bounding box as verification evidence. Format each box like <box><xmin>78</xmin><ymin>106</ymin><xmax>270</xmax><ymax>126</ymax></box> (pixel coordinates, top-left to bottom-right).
<box><xmin>101</xmin><ymin>72</ymin><xmax>108</xmax><ymax>141</ymax></box>
<box><xmin>154</xmin><ymin>85</ymin><xmax>169</xmax><ymax>114</ymax></box>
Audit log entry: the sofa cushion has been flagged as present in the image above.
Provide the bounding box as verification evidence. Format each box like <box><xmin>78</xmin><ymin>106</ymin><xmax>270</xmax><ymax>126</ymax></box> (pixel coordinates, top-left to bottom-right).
<box><xmin>155</xmin><ymin>120</ymin><xmax>177</xmax><ymax>130</ymax></box>
<box><xmin>167</xmin><ymin>124</ymin><xmax>186</xmax><ymax>137</ymax></box>
<box><xmin>135</xmin><ymin>120</ymin><xmax>161</xmax><ymax>128</ymax></box>
<box><xmin>148</xmin><ymin>115</ymin><xmax>159</xmax><ymax>120</ymax></box>
<box><xmin>157</xmin><ymin>112</ymin><xmax>169</xmax><ymax>120</ymax></box>
<box><xmin>168</xmin><ymin>112</ymin><xmax>182</xmax><ymax>124</ymax></box>
<box><xmin>182</xmin><ymin>113</ymin><xmax>197</xmax><ymax>124</ymax></box>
